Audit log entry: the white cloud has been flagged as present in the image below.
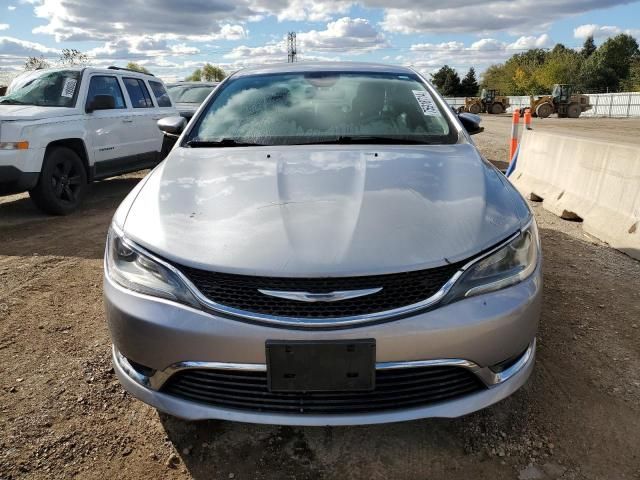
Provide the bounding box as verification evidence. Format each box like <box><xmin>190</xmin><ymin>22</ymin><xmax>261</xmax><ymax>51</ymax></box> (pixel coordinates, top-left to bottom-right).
<box><xmin>266</xmin><ymin>0</ymin><xmax>353</xmax><ymax>21</ymax></box>
<box><xmin>32</xmin><ymin>0</ymin><xmax>256</xmax><ymax>42</ymax></box>
<box><xmin>223</xmin><ymin>42</ymin><xmax>332</xmax><ymax>69</ymax></box>
<box><xmin>408</xmin><ymin>34</ymin><xmax>553</xmax><ymax>76</ymax></box>
<box><xmin>573</xmin><ymin>23</ymin><xmax>640</xmax><ymax>39</ymax></box>
<box><xmin>507</xmin><ymin>34</ymin><xmax>553</xmax><ymax>50</ymax></box>
<box><xmin>26</xmin><ymin>0</ymin><xmax>638</xmax><ymax>47</ymax></box>
<box><xmin>377</xmin><ymin>0</ymin><xmax>634</xmax><ymax>34</ymax></box>
<box><xmin>0</xmin><ymin>24</ymin><xmax>9</xmax><ymax>31</ymax></box>
<box><xmin>7</xmin><ymin>6</ymin><xmax>16</xmax><ymax>10</ymax></box>
<box><xmin>297</xmin><ymin>17</ymin><xmax>387</xmax><ymax>53</ymax></box>
<box><xmin>87</xmin><ymin>35</ymin><xmax>204</xmax><ymax>60</ymax></box>
<box><xmin>0</xmin><ymin>36</ymin><xmax>58</xmax><ymax>56</ymax></box>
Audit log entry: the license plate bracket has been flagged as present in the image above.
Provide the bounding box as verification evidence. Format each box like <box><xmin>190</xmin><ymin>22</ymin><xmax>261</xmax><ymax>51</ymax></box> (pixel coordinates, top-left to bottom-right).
<box><xmin>266</xmin><ymin>339</ymin><xmax>376</xmax><ymax>392</ymax></box>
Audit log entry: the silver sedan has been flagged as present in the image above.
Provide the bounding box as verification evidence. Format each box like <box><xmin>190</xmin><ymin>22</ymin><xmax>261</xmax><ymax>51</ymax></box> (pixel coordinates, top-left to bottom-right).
<box><xmin>104</xmin><ymin>62</ymin><xmax>541</xmax><ymax>425</ymax></box>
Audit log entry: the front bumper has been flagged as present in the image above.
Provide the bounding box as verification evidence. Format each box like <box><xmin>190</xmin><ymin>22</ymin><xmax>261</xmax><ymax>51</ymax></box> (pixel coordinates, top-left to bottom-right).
<box><xmin>0</xmin><ymin>148</ymin><xmax>45</xmax><ymax>195</ymax></box>
<box><xmin>105</xmin><ymin>264</ymin><xmax>541</xmax><ymax>425</ymax></box>
<box><xmin>0</xmin><ymin>165</ymin><xmax>39</xmax><ymax>195</ymax></box>
<box><xmin>113</xmin><ymin>339</ymin><xmax>536</xmax><ymax>425</ymax></box>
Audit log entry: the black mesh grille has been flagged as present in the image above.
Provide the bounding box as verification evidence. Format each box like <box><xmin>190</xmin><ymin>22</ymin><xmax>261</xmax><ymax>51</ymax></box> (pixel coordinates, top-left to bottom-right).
<box><xmin>161</xmin><ymin>366</ymin><xmax>485</xmax><ymax>414</ymax></box>
<box><xmin>173</xmin><ymin>262</ymin><xmax>464</xmax><ymax>318</ymax></box>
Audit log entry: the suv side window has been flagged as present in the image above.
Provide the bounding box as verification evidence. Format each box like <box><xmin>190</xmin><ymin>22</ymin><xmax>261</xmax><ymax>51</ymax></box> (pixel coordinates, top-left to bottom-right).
<box><xmin>86</xmin><ymin>75</ymin><xmax>126</xmax><ymax>109</ymax></box>
<box><xmin>148</xmin><ymin>81</ymin><xmax>172</xmax><ymax>107</ymax></box>
<box><xmin>123</xmin><ymin>77</ymin><xmax>154</xmax><ymax>108</ymax></box>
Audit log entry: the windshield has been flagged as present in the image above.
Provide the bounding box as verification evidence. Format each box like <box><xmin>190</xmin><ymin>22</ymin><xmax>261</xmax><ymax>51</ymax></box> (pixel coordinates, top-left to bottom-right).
<box><xmin>0</xmin><ymin>70</ymin><xmax>81</xmax><ymax>107</ymax></box>
<box><xmin>186</xmin><ymin>72</ymin><xmax>456</xmax><ymax>146</ymax></box>
<box><xmin>168</xmin><ymin>85</ymin><xmax>216</xmax><ymax>104</ymax></box>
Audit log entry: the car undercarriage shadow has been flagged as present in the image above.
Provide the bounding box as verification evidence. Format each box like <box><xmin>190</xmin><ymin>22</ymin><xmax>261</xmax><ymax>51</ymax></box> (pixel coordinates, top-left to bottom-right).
<box><xmin>157</xmin><ymin>383</ymin><xmax>537</xmax><ymax>480</ymax></box>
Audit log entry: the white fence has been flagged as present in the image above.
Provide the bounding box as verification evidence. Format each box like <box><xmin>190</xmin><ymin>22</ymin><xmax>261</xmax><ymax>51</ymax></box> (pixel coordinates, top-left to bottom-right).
<box><xmin>445</xmin><ymin>92</ymin><xmax>640</xmax><ymax>117</ymax></box>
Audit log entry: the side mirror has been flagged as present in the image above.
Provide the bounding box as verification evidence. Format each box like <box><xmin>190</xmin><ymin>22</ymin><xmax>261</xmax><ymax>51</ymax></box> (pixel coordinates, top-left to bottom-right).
<box><xmin>157</xmin><ymin>116</ymin><xmax>187</xmax><ymax>137</ymax></box>
<box><xmin>458</xmin><ymin>112</ymin><xmax>484</xmax><ymax>135</ymax></box>
<box><xmin>86</xmin><ymin>94</ymin><xmax>115</xmax><ymax>113</ymax></box>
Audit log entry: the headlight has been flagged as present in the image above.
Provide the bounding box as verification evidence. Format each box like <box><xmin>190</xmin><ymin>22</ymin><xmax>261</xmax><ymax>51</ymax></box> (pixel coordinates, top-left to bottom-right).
<box><xmin>105</xmin><ymin>225</ymin><xmax>199</xmax><ymax>307</ymax></box>
<box><xmin>446</xmin><ymin>219</ymin><xmax>540</xmax><ymax>300</ymax></box>
<box><xmin>0</xmin><ymin>141</ymin><xmax>29</xmax><ymax>150</ymax></box>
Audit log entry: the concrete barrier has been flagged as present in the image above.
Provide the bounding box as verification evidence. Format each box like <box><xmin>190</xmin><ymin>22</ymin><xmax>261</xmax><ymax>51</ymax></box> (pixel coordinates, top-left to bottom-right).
<box><xmin>510</xmin><ymin>130</ymin><xmax>640</xmax><ymax>260</ymax></box>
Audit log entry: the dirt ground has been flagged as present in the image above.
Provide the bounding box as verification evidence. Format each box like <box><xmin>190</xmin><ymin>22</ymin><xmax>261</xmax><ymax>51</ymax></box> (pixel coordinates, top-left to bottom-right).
<box><xmin>1</xmin><ymin>117</ymin><xmax>640</xmax><ymax>480</ymax></box>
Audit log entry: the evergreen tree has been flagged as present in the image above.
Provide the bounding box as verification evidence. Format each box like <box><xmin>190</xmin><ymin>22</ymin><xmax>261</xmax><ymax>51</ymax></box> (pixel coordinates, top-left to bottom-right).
<box><xmin>431</xmin><ymin>65</ymin><xmax>461</xmax><ymax>96</ymax></box>
<box><xmin>582</xmin><ymin>36</ymin><xmax>597</xmax><ymax>57</ymax></box>
<box><xmin>460</xmin><ymin>67</ymin><xmax>479</xmax><ymax>96</ymax></box>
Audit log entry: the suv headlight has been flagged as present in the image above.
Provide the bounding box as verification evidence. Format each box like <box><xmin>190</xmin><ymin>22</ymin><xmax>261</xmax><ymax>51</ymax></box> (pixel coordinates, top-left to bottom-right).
<box><xmin>446</xmin><ymin>218</ymin><xmax>540</xmax><ymax>300</ymax></box>
<box><xmin>105</xmin><ymin>225</ymin><xmax>199</xmax><ymax>307</ymax></box>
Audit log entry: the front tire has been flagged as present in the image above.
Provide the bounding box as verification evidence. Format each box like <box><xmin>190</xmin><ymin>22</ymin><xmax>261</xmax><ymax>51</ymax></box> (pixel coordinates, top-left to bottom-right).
<box><xmin>567</xmin><ymin>103</ymin><xmax>581</xmax><ymax>118</ymax></box>
<box><xmin>29</xmin><ymin>147</ymin><xmax>87</xmax><ymax>215</ymax></box>
<box><xmin>536</xmin><ymin>102</ymin><xmax>553</xmax><ymax>119</ymax></box>
<box><xmin>490</xmin><ymin>103</ymin><xmax>504</xmax><ymax>114</ymax></box>
<box><xmin>468</xmin><ymin>103</ymin><xmax>481</xmax><ymax>114</ymax></box>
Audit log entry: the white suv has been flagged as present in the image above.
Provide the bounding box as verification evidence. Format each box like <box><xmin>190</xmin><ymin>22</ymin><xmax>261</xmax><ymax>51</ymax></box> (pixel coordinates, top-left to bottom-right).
<box><xmin>0</xmin><ymin>66</ymin><xmax>177</xmax><ymax>214</ymax></box>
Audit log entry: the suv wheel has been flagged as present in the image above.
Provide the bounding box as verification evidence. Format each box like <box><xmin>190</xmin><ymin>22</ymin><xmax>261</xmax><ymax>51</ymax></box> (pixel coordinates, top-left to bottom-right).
<box><xmin>29</xmin><ymin>147</ymin><xmax>88</xmax><ymax>215</ymax></box>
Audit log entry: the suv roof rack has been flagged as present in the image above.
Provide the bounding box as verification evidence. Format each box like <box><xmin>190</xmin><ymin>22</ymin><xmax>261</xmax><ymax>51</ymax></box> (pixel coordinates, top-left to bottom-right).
<box><xmin>107</xmin><ymin>66</ymin><xmax>155</xmax><ymax>77</ymax></box>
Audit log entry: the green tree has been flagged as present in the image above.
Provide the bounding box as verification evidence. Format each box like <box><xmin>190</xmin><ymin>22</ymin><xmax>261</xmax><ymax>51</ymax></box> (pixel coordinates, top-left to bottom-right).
<box><xmin>24</xmin><ymin>56</ymin><xmax>50</xmax><ymax>70</ymax></box>
<box><xmin>58</xmin><ymin>48</ymin><xmax>89</xmax><ymax>66</ymax></box>
<box><xmin>582</xmin><ymin>36</ymin><xmax>597</xmax><ymax>57</ymax></box>
<box><xmin>535</xmin><ymin>47</ymin><xmax>583</xmax><ymax>91</ymax></box>
<box><xmin>125</xmin><ymin>62</ymin><xmax>150</xmax><ymax>74</ymax></box>
<box><xmin>597</xmin><ymin>34</ymin><xmax>639</xmax><ymax>83</ymax></box>
<box><xmin>579</xmin><ymin>34</ymin><xmax>639</xmax><ymax>91</ymax></box>
<box><xmin>202</xmin><ymin>63</ymin><xmax>226</xmax><ymax>81</ymax></box>
<box><xmin>620</xmin><ymin>58</ymin><xmax>640</xmax><ymax>91</ymax></box>
<box><xmin>185</xmin><ymin>68</ymin><xmax>202</xmax><ymax>81</ymax></box>
<box><xmin>460</xmin><ymin>67</ymin><xmax>479</xmax><ymax>96</ymax></box>
<box><xmin>431</xmin><ymin>65</ymin><xmax>461</xmax><ymax>96</ymax></box>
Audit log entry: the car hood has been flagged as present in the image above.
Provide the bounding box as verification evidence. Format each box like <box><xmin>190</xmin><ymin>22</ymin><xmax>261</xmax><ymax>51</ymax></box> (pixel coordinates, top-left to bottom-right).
<box><xmin>175</xmin><ymin>103</ymin><xmax>198</xmax><ymax>118</ymax></box>
<box><xmin>123</xmin><ymin>144</ymin><xmax>530</xmax><ymax>277</ymax></box>
<box><xmin>0</xmin><ymin>104</ymin><xmax>78</xmax><ymax>121</ymax></box>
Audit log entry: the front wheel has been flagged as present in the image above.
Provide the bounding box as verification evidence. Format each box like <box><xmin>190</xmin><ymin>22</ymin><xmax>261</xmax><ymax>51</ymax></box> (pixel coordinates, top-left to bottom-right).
<box><xmin>567</xmin><ymin>103</ymin><xmax>581</xmax><ymax>118</ymax></box>
<box><xmin>468</xmin><ymin>103</ymin><xmax>481</xmax><ymax>114</ymax></box>
<box><xmin>29</xmin><ymin>147</ymin><xmax>87</xmax><ymax>215</ymax></box>
<box><xmin>490</xmin><ymin>103</ymin><xmax>504</xmax><ymax>114</ymax></box>
<box><xmin>536</xmin><ymin>102</ymin><xmax>553</xmax><ymax>119</ymax></box>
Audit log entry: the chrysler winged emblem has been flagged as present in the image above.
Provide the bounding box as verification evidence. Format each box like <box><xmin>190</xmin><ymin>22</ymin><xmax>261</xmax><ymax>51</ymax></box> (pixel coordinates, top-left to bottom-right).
<box><xmin>258</xmin><ymin>287</ymin><xmax>382</xmax><ymax>303</ymax></box>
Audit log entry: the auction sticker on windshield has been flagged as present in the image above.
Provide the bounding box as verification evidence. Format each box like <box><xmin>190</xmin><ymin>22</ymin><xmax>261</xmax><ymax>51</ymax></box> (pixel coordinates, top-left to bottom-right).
<box><xmin>412</xmin><ymin>90</ymin><xmax>440</xmax><ymax>116</ymax></box>
<box><xmin>61</xmin><ymin>78</ymin><xmax>77</xmax><ymax>98</ymax></box>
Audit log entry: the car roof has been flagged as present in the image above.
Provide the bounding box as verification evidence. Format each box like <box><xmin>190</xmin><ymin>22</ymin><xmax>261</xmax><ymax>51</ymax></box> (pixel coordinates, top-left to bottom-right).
<box><xmin>232</xmin><ymin>62</ymin><xmax>417</xmax><ymax>78</ymax></box>
<box><xmin>166</xmin><ymin>82</ymin><xmax>219</xmax><ymax>87</ymax></box>
<box><xmin>19</xmin><ymin>66</ymin><xmax>160</xmax><ymax>79</ymax></box>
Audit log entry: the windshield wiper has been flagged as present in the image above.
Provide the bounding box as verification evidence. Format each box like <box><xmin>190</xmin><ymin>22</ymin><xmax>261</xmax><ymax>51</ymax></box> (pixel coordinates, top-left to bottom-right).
<box><xmin>185</xmin><ymin>139</ymin><xmax>264</xmax><ymax>148</ymax></box>
<box><xmin>294</xmin><ymin>136</ymin><xmax>435</xmax><ymax>146</ymax></box>
<box><xmin>0</xmin><ymin>99</ymin><xmax>28</xmax><ymax>105</ymax></box>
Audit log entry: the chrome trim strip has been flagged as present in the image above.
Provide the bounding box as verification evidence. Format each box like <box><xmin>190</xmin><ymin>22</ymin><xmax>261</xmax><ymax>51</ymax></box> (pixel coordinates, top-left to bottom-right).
<box><xmin>109</xmin><ymin>223</ymin><xmax>522</xmax><ymax>328</ymax></box>
<box><xmin>258</xmin><ymin>287</ymin><xmax>383</xmax><ymax>303</ymax></box>
<box><xmin>492</xmin><ymin>338</ymin><xmax>536</xmax><ymax>384</ymax></box>
<box><xmin>114</xmin><ymin>349</ymin><xmax>153</xmax><ymax>388</ymax></box>
<box><xmin>114</xmin><ymin>340</ymin><xmax>536</xmax><ymax>391</ymax></box>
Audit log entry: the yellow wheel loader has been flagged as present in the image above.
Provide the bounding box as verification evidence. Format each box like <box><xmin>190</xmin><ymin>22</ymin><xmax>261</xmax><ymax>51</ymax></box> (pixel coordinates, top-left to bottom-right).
<box><xmin>529</xmin><ymin>84</ymin><xmax>591</xmax><ymax>118</ymax></box>
<box><xmin>460</xmin><ymin>89</ymin><xmax>510</xmax><ymax>114</ymax></box>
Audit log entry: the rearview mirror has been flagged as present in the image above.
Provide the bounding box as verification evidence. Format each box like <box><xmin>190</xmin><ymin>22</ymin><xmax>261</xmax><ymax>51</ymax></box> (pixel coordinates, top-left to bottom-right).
<box><xmin>86</xmin><ymin>94</ymin><xmax>115</xmax><ymax>113</ymax></box>
<box><xmin>458</xmin><ymin>112</ymin><xmax>484</xmax><ymax>135</ymax></box>
<box><xmin>157</xmin><ymin>116</ymin><xmax>187</xmax><ymax>137</ymax></box>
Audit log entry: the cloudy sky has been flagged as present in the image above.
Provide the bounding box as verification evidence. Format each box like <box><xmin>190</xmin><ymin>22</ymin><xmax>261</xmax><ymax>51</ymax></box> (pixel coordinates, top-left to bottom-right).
<box><xmin>1</xmin><ymin>0</ymin><xmax>639</xmax><ymax>82</ymax></box>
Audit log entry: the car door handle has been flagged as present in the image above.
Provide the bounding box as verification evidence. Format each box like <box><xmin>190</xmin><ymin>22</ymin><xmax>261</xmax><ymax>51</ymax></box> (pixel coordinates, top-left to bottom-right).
<box><xmin>122</xmin><ymin>119</ymin><xmax>134</xmax><ymax>123</ymax></box>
